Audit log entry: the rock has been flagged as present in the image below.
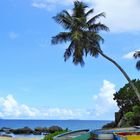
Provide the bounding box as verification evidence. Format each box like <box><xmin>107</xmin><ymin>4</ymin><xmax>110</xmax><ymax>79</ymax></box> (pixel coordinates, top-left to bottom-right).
<box><xmin>11</xmin><ymin>127</ymin><xmax>33</xmax><ymax>134</ymax></box>
<box><xmin>1</xmin><ymin>134</ymin><xmax>12</xmax><ymax>137</ymax></box>
<box><xmin>115</xmin><ymin>112</ymin><xmax>123</xmax><ymax>125</ymax></box>
<box><xmin>48</xmin><ymin>126</ymin><xmax>63</xmax><ymax>133</ymax></box>
<box><xmin>1</xmin><ymin>127</ymin><xmax>12</xmax><ymax>134</ymax></box>
<box><xmin>117</xmin><ymin>117</ymin><xmax>126</xmax><ymax>127</ymax></box>
<box><xmin>34</xmin><ymin>127</ymin><xmax>48</xmax><ymax>133</ymax></box>
<box><xmin>33</xmin><ymin>131</ymin><xmax>42</xmax><ymax>135</ymax></box>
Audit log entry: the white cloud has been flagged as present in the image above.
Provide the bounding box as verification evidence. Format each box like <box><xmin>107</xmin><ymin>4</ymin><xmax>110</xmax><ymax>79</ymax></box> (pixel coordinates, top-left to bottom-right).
<box><xmin>31</xmin><ymin>0</ymin><xmax>73</xmax><ymax>11</ymax></box>
<box><xmin>123</xmin><ymin>49</ymin><xmax>140</xmax><ymax>59</ymax></box>
<box><xmin>0</xmin><ymin>95</ymin><xmax>39</xmax><ymax>118</ymax></box>
<box><xmin>32</xmin><ymin>0</ymin><xmax>140</xmax><ymax>32</ymax></box>
<box><xmin>0</xmin><ymin>83</ymin><xmax>118</xmax><ymax>120</ymax></box>
<box><xmin>0</xmin><ymin>95</ymin><xmax>87</xmax><ymax>119</ymax></box>
<box><xmin>92</xmin><ymin>0</ymin><xmax>140</xmax><ymax>32</ymax></box>
<box><xmin>92</xmin><ymin>80</ymin><xmax>118</xmax><ymax>120</ymax></box>
<box><xmin>9</xmin><ymin>32</ymin><xmax>19</xmax><ymax>40</ymax></box>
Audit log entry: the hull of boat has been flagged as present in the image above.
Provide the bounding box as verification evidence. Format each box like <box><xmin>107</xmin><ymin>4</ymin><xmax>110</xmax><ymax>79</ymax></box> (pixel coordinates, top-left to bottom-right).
<box><xmin>53</xmin><ymin>129</ymin><xmax>90</xmax><ymax>140</ymax></box>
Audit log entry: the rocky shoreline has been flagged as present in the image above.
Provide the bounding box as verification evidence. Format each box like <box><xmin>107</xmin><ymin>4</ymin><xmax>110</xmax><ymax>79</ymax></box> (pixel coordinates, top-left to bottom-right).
<box><xmin>0</xmin><ymin>125</ymin><xmax>63</xmax><ymax>137</ymax></box>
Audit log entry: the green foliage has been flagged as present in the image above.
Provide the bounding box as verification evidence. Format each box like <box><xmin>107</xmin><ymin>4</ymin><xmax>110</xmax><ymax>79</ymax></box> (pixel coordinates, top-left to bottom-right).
<box><xmin>42</xmin><ymin>130</ymin><xmax>68</xmax><ymax>140</ymax></box>
<box><xmin>133</xmin><ymin>105</ymin><xmax>140</xmax><ymax>115</ymax></box>
<box><xmin>124</xmin><ymin>112</ymin><xmax>135</xmax><ymax>126</ymax></box>
<box><xmin>114</xmin><ymin>79</ymin><xmax>140</xmax><ymax>114</ymax></box>
<box><xmin>125</xmin><ymin>112</ymin><xmax>134</xmax><ymax>121</ymax></box>
<box><xmin>114</xmin><ymin>79</ymin><xmax>140</xmax><ymax>126</ymax></box>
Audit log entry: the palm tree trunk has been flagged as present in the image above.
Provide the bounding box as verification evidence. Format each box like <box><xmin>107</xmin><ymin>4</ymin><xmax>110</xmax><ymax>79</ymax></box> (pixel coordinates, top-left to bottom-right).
<box><xmin>99</xmin><ymin>50</ymin><xmax>140</xmax><ymax>102</ymax></box>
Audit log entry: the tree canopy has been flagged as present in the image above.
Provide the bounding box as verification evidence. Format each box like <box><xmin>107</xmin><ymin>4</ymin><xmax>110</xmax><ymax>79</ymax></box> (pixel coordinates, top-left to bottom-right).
<box><xmin>114</xmin><ymin>79</ymin><xmax>140</xmax><ymax>126</ymax></box>
<box><xmin>114</xmin><ymin>79</ymin><xmax>140</xmax><ymax>114</ymax></box>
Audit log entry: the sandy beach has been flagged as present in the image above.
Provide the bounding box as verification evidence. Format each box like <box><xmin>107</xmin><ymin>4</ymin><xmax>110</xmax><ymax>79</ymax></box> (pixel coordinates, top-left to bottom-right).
<box><xmin>0</xmin><ymin>137</ymin><xmax>41</xmax><ymax>140</ymax></box>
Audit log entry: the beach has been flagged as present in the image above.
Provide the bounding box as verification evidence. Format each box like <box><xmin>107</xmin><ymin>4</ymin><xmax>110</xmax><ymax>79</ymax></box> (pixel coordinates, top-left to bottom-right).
<box><xmin>0</xmin><ymin>137</ymin><xmax>41</xmax><ymax>140</ymax></box>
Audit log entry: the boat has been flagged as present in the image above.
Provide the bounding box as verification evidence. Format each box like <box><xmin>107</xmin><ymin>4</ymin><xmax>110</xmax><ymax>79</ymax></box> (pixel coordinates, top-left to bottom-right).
<box><xmin>114</xmin><ymin>131</ymin><xmax>140</xmax><ymax>140</ymax></box>
<box><xmin>53</xmin><ymin>129</ymin><xmax>90</xmax><ymax>140</ymax></box>
<box><xmin>91</xmin><ymin>126</ymin><xmax>140</xmax><ymax>140</ymax></box>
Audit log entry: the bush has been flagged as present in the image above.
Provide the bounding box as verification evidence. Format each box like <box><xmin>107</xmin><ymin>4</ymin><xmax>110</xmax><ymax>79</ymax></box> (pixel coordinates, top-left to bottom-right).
<box><xmin>42</xmin><ymin>130</ymin><xmax>68</xmax><ymax>140</ymax></box>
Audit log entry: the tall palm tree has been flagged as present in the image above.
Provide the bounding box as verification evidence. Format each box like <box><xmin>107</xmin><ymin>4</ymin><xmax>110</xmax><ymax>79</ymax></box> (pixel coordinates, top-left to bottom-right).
<box><xmin>134</xmin><ymin>51</ymin><xmax>140</xmax><ymax>70</ymax></box>
<box><xmin>51</xmin><ymin>1</ymin><xmax>140</xmax><ymax>101</ymax></box>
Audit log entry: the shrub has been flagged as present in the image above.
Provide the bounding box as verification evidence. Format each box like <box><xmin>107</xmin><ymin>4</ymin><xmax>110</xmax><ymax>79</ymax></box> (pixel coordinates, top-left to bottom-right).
<box><xmin>42</xmin><ymin>130</ymin><xmax>68</xmax><ymax>140</ymax></box>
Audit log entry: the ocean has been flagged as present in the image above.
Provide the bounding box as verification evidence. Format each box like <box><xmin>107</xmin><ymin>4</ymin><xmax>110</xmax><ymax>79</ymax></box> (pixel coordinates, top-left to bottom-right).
<box><xmin>0</xmin><ymin>119</ymin><xmax>111</xmax><ymax>138</ymax></box>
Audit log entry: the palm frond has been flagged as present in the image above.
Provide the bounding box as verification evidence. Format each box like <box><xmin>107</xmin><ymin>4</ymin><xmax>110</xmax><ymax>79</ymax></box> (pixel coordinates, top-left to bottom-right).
<box><xmin>89</xmin><ymin>23</ymin><xmax>109</xmax><ymax>32</ymax></box>
<box><xmin>64</xmin><ymin>41</ymin><xmax>74</xmax><ymax>61</ymax></box>
<box><xmin>73</xmin><ymin>45</ymin><xmax>85</xmax><ymax>66</ymax></box>
<box><xmin>136</xmin><ymin>60</ymin><xmax>140</xmax><ymax>70</ymax></box>
<box><xmin>134</xmin><ymin>51</ymin><xmax>140</xmax><ymax>58</ymax></box>
<box><xmin>53</xmin><ymin>12</ymin><xmax>72</xmax><ymax>30</ymax></box>
<box><xmin>85</xmin><ymin>9</ymin><xmax>94</xmax><ymax>17</ymax></box>
<box><xmin>87</xmin><ymin>12</ymin><xmax>105</xmax><ymax>25</ymax></box>
<box><xmin>62</xmin><ymin>10</ymin><xmax>72</xmax><ymax>18</ymax></box>
<box><xmin>51</xmin><ymin>32</ymin><xmax>71</xmax><ymax>44</ymax></box>
<box><xmin>73</xmin><ymin>1</ymin><xmax>88</xmax><ymax>17</ymax></box>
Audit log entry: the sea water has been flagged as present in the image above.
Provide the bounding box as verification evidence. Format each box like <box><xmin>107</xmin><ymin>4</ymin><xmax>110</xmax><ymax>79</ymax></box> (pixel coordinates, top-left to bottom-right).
<box><xmin>0</xmin><ymin>119</ymin><xmax>111</xmax><ymax>138</ymax></box>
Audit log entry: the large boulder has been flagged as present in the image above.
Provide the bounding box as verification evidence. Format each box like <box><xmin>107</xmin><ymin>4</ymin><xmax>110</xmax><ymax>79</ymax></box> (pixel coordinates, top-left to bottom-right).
<box><xmin>33</xmin><ymin>127</ymin><xmax>48</xmax><ymax>135</ymax></box>
<box><xmin>48</xmin><ymin>126</ymin><xmax>63</xmax><ymax>133</ymax></box>
<box><xmin>11</xmin><ymin>127</ymin><xmax>33</xmax><ymax>134</ymax></box>
<box><xmin>1</xmin><ymin>127</ymin><xmax>12</xmax><ymax>134</ymax></box>
<box><xmin>34</xmin><ymin>127</ymin><xmax>48</xmax><ymax>133</ymax></box>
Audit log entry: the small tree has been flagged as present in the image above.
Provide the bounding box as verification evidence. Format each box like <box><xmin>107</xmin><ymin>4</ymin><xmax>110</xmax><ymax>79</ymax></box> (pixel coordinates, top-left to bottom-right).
<box><xmin>114</xmin><ymin>80</ymin><xmax>140</xmax><ymax>126</ymax></box>
<box><xmin>114</xmin><ymin>79</ymin><xmax>140</xmax><ymax>114</ymax></box>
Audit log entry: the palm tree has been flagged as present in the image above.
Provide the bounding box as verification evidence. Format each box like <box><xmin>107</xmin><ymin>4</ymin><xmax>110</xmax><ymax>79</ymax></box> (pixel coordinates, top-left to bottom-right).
<box><xmin>51</xmin><ymin>1</ymin><xmax>140</xmax><ymax>101</ymax></box>
<box><xmin>134</xmin><ymin>51</ymin><xmax>140</xmax><ymax>70</ymax></box>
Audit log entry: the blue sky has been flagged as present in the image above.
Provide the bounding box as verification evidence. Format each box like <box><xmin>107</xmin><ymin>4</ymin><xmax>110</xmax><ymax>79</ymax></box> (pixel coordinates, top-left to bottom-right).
<box><xmin>0</xmin><ymin>0</ymin><xmax>139</xmax><ymax>120</ymax></box>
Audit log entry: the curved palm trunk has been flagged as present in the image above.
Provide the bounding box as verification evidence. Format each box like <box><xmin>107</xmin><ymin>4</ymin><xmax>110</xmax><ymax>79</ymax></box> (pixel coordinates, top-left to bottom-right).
<box><xmin>99</xmin><ymin>51</ymin><xmax>140</xmax><ymax>102</ymax></box>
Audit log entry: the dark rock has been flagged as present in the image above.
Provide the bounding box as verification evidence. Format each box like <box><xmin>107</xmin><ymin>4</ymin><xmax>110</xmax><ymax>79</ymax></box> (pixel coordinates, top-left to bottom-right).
<box><xmin>11</xmin><ymin>127</ymin><xmax>33</xmax><ymax>134</ymax></box>
<box><xmin>1</xmin><ymin>127</ymin><xmax>12</xmax><ymax>134</ymax></box>
<box><xmin>33</xmin><ymin>131</ymin><xmax>42</xmax><ymax>135</ymax></box>
<box><xmin>48</xmin><ymin>126</ymin><xmax>63</xmax><ymax>133</ymax></box>
<box><xmin>1</xmin><ymin>134</ymin><xmax>12</xmax><ymax>137</ymax></box>
<box><xmin>115</xmin><ymin>112</ymin><xmax>123</xmax><ymax>125</ymax></box>
<box><xmin>117</xmin><ymin>117</ymin><xmax>126</xmax><ymax>127</ymax></box>
<box><xmin>34</xmin><ymin>127</ymin><xmax>48</xmax><ymax>133</ymax></box>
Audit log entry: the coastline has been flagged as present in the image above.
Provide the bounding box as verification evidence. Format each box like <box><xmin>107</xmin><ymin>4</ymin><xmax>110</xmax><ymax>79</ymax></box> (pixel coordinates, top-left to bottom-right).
<box><xmin>0</xmin><ymin>137</ymin><xmax>41</xmax><ymax>140</ymax></box>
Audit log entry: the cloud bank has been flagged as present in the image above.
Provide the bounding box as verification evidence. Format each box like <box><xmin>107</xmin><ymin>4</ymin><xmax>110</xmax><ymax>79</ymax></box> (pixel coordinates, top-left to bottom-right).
<box><xmin>0</xmin><ymin>80</ymin><xmax>118</xmax><ymax>120</ymax></box>
<box><xmin>92</xmin><ymin>80</ymin><xmax>118</xmax><ymax>120</ymax></box>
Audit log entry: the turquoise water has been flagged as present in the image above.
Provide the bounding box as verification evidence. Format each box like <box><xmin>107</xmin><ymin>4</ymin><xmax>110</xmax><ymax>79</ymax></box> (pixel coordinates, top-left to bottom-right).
<box><xmin>0</xmin><ymin>119</ymin><xmax>111</xmax><ymax>138</ymax></box>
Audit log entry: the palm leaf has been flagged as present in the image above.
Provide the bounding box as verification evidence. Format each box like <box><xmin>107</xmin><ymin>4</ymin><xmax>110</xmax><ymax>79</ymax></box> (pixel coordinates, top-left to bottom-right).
<box><xmin>136</xmin><ymin>60</ymin><xmax>140</xmax><ymax>70</ymax></box>
<box><xmin>89</xmin><ymin>23</ymin><xmax>109</xmax><ymax>32</ymax></box>
<box><xmin>51</xmin><ymin>32</ymin><xmax>71</xmax><ymax>44</ymax></box>
<box><xmin>64</xmin><ymin>41</ymin><xmax>74</xmax><ymax>61</ymax></box>
<box><xmin>85</xmin><ymin>9</ymin><xmax>94</xmax><ymax>17</ymax></box>
<box><xmin>134</xmin><ymin>51</ymin><xmax>140</xmax><ymax>58</ymax></box>
<box><xmin>73</xmin><ymin>1</ymin><xmax>87</xmax><ymax>17</ymax></box>
<box><xmin>53</xmin><ymin>12</ymin><xmax>72</xmax><ymax>30</ymax></box>
<box><xmin>87</xmin><ymin>12</ymin><xmax>105</xmax><ymax>25</ymax></box>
